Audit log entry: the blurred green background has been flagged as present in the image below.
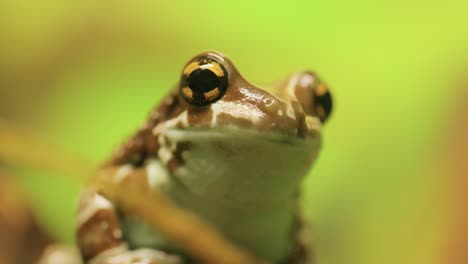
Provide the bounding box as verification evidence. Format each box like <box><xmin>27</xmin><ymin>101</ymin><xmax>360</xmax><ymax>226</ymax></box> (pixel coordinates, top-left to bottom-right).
<box><xmin>1</xmin><ymin>2</ymin><xmax>467</xmax><ymax>264</ymax></box>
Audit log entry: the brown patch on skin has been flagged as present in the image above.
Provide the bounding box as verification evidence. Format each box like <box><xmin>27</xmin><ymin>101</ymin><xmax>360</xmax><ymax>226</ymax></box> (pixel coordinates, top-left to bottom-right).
<box><xmin>166</xmin><ymin>142</ymin><xmax>192</xmax><ymax>173</ymax></box>
<box><xmin>187</xmin><ymin>107</ymin><xmax>214</xmax><ymax>126</ymax></box>
<box><xmin>175</xmin><ymin>142</ymin><xmax>192</xmax><ymax>159</ymax></box>
<box><xmin>288</xmin><ymin>102</ymin><xmax>307</xmax><ymax>136</ymax></box>
<box><xmin>283</xmin><ymin>198</ymin><xmax>313</xmax><ymax>264</ymax></box>
<box><xmin>77</xmin><ymin>207</ymin><xmax>123</xmax><ymax>261</ymax></box>
<box><xmin>216</xmin><ymin>112</ymin><xmax>255</xmax><ymax>128</ymax></box>
<box><xmin>296</xmin><ymin>113</ymin><xmax>308</xmax><ymax>139</ymax></box>
<box><xmin>166</xmin><ymin>159</ymin><xmax>181</xmax><ymax>174</ymax></box>
<box><xmin>284</xmin><ymin>222</ymin><xmax>312</xmax><ymax>264</ymax></box>
<box><xmin>293</xmin><ymin>72</ymin><xmax>319</xmax><ymax>116</ymax></box>
<box><xmin>145</xmin><ymin>128</ymin><xmax>160</xmax><ymax>159</ymax></box>
<box><xmin>221</xmin><ymin>77</ymin><xmax>277</xmax><ymax>112</ymax></box>
<box><xmin>290</xmin><ymin>71</ymin><xmax>332</xmax><ymax>124</ymax></box>
<box><xmin>284</xmin><ymin>239</ymin><xmax>310</xmax><ymax>264</ymax></box>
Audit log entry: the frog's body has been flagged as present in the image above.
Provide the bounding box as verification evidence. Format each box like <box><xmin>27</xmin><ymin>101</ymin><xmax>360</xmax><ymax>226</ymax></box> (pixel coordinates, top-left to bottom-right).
<box><xmin>76</xmin><ymin>51</ymin><xmax>332</xmax><ymax>264</ymax></box>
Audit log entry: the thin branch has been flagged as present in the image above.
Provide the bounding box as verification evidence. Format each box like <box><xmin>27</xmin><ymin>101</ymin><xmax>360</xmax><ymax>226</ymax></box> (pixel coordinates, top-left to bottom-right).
<box><xmin>0</xmin><ymin>119</ymin><xmax>94</xmax><ymax>182</ymax></box>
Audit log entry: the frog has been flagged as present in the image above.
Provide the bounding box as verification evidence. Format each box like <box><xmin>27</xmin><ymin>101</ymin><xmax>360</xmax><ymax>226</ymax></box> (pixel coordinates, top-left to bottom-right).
<box><xmin>76</xmin><ymin>51</ymin><xmax>333</xmax><ymax>264</ymax></box>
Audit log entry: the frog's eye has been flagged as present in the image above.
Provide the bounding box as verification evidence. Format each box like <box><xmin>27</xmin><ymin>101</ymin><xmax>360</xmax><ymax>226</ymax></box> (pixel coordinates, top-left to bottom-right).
<box><xmin>180</xmin><ymin>57</ymin><xmax>228</xmax><ymax>106</ymax></box>
<box><xmin>295</xmin><ymin>72</ymin><xmax>333</xmax><ymax>123</ymax></box>
<box><xmin>312</xmin><ymin>83</ymin><xmax>333</xmax><ymax>123</ymax></box>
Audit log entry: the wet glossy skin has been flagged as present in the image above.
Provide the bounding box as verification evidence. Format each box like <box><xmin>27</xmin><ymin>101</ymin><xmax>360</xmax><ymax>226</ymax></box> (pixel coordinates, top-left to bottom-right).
<box><xmin>76</xmin><ymin>51</ymin><xmax>332</xmax><ymax>264</ymax></box>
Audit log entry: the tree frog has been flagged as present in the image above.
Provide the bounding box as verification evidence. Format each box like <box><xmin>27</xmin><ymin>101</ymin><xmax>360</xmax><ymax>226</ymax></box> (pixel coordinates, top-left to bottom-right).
<box><xmin>76</xmin><ymin>51</ymin><xmax>332</xmax><ymax>264</ymax></box>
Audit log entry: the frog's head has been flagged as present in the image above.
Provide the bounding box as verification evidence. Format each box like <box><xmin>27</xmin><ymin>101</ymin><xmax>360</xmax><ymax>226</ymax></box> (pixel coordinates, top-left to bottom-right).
<box><xmin>155</xmin><ymin>51</ymin><xmax>332</xmax><ymax>206</ymax></box>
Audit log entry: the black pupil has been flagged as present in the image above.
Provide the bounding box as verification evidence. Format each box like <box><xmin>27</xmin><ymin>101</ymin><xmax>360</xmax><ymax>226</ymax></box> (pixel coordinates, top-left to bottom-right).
<box><xmin>187</xmin><ymin>68</ymin><xmax>219</xmax><ymax>93</ymax></box>
<box><xmin>316</xmin><ymin>92</ymin><xmax>332</xmax><ymax>114</ymax></box>
<box><xmin>314</xmin><ymin>90</ymin><xmax>333</xmax><ymax>122</ymax></box>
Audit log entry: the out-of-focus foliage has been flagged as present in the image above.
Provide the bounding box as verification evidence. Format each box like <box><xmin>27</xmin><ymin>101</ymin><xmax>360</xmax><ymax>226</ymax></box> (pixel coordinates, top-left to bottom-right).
<box><xmin>0</xmin><ymin>2</ymin><xmax>467</xmax><ymax>264</ymax></box>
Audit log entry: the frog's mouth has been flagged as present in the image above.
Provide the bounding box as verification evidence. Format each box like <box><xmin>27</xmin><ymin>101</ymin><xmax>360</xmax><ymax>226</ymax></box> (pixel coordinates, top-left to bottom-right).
<box><xmin>168</xmin><ymin>125</ymin><xmax>320</xmax><ymax>146</ymax></box>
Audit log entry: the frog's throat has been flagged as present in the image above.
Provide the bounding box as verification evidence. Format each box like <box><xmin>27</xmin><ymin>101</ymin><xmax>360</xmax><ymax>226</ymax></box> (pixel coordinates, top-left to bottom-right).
<box><xmin>167</xmin><ymin>126</ymin><xmax>317</xmax><ymax>145</ymax></box>
<box><xmin>156</xmin><ymin>128</ymin><xmax>320</xmax><ymax>205</ymax></box>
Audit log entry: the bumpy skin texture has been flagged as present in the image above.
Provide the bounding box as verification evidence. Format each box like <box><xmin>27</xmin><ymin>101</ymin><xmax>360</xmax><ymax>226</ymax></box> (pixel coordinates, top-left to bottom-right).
<box><xmin>76</xmin><ymin>51</ymin><xmax>331</xmax><ymax>264</ymax></box>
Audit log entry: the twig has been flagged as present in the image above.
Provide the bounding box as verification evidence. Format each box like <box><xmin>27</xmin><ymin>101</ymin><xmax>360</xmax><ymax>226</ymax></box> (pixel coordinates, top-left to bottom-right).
<box><xmin>0</xmin><ymin>119</ymin><xmax>93</xmax><ymax>181</ymax></box>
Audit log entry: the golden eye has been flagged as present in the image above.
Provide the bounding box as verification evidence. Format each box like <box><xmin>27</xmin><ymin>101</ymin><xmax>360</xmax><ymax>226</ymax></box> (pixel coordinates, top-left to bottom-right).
<box><xmin>313</xmin><ymin>83</ymin><xmax>333</xmax><ymax>123</ymax></box>
<box><xmin>180</xmin><ymin>56</ymin><xmax>228</xmax><ymax>106</ymax></box>
<box><xmin>295</xmin><ymin>72</ymin><xmax>333</xmax><ymax>123</ymax></box>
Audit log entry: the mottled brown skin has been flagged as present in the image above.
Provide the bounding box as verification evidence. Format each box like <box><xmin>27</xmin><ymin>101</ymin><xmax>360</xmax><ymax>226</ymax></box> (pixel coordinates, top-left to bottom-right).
<box><xmin>76</xmin><ymin>51</ymin><xmax>331</xmax><ymax>263</ymax></box>
<box><xmin>77</xmin><ymin>196</ymin><xmax>123</xmax><ymax>260</ymax></box>
<box><xmin>76</xmin><ymin>167</ymin><xmax>157</xmax><ymax>262</ymax></box>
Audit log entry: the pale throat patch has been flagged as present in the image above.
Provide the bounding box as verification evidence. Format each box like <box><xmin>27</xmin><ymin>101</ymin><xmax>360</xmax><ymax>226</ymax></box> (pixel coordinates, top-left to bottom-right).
<box><xmin>146</xmin><ymin>159</ymin><xmax>170</xmax><ymax>189</ymax></box>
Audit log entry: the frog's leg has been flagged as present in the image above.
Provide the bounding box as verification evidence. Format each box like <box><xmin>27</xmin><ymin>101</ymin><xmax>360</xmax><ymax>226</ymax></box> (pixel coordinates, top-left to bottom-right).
<box><xmin>76</xmin><ymin>189</ymin><xmax>124</xmax><ymax>261</ymax></box>
<box><xmin>76</xmin><ymin>164</ymin><xmax>180</xmax><ymax>264</ymax></box>
<box><xmin>283</xmin><ymin>206</ymin><xmax>314</xmax><ymax>264</ymax></box>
